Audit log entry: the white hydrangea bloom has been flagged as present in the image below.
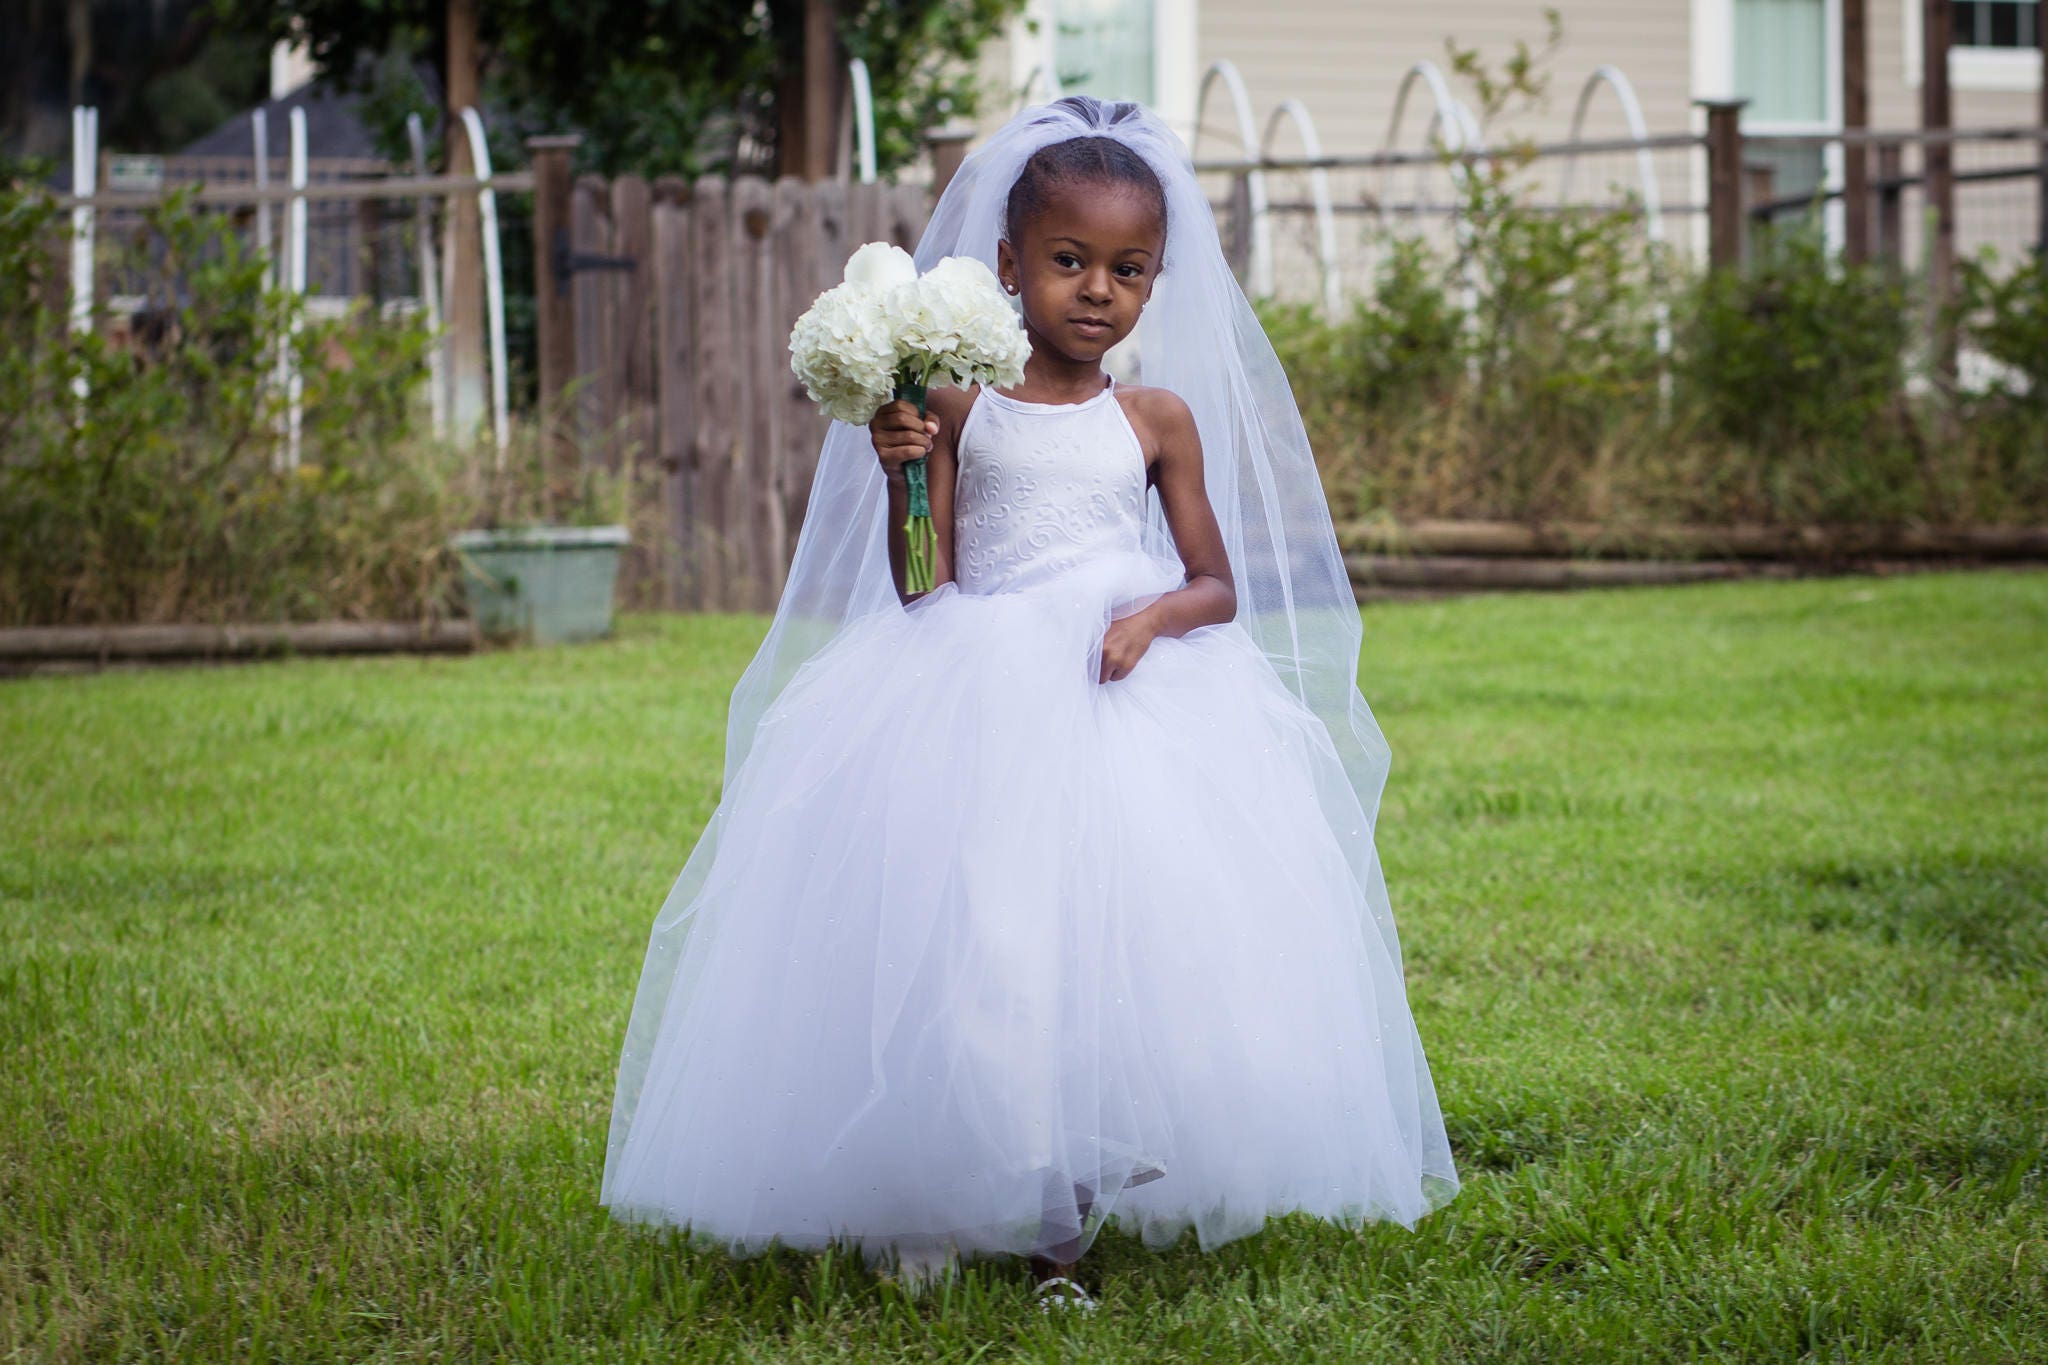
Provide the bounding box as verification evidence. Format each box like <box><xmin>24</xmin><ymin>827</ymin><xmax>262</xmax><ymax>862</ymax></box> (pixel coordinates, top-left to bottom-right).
<box><xmin>842</xmin><ymin>241</ymin><xmax>918</xmax><ymax>291</ymax></box>
<box><xmin>788</xmin><ymin>278</ymin><xmax>896</xmax><ymax>425</ymax></box>
<box><xmin>893</xmin><ymin>256</ymin><xmax>1032</xmax><ymax>393</ymax></box>
<box><xmin>789</xmin><ymin>243</ymin><xmax>1032</xmax><ymax>427</ymax></box>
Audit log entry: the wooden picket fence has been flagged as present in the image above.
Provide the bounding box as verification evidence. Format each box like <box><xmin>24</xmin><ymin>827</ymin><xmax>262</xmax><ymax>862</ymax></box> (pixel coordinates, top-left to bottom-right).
<box><xmin>562</xmin><ymin>173</ymin><xmax>930</xmax><ymax>611</ymax></box>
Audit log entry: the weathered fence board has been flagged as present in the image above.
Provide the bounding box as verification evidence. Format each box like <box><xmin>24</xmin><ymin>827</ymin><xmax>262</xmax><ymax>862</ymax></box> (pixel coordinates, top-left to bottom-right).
<box><xmin>570</xmin><ymin>175</ymin><xmax>615</xmax><ymax>472</ymax></box>
<box><xmin>688</xmin><ymin>177</ymin><xmax>739</xmax><ymax>611</ymax></box>
<box><xmin>651</xmin><ymin>176</ymin><xmax>694</xmax><ymax>610</ymax></box>
<box><xmin>611</xmin><ymin>175</ymin><xmax>659</xmax><ymax>601</ymax></box>
<box><xmin>550</xmin><ymin>172</ymin><xmax>932</xmax><ymax>611</ymax></box>
<box><xmin>734</xmin><ymin>176</ymin><xmax>783</xmax><ymax>613</ymax></box>
<box><xmin>788</xmin><ymin>180</ymin><xmax>848</xmax><ymax>537</ymax></box>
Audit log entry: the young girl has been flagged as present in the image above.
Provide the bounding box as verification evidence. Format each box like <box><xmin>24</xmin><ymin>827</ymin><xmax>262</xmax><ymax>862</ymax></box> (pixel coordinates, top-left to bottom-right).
<box><xmin>600</xmin><ymin>97</ymin><xmax>1458</xmax><ymax>1304</ymax></box>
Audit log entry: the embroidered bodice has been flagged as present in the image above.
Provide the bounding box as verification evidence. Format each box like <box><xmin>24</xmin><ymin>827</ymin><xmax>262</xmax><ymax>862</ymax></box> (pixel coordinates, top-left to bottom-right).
<box><xmin>951</xmin><ymin>378</ymin><xmax>1148</xmax><ymax>595</ymax></box>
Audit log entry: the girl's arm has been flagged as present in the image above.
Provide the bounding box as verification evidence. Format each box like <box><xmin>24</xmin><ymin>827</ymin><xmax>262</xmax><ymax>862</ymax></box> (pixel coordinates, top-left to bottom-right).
<box><xmin>869</xmin><ymin>388</ymin><xmax>965</xmax><ymax>604</ymax></box>
<box><xmin>1099</xmin><ymin>389</ymin><xmax>1237</xmax><ymax>682</ymax></box>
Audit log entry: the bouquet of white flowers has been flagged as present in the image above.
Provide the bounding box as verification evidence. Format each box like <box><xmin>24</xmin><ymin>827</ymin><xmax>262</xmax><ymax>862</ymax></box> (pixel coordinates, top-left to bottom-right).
<box><xmin>789</xmin><ymin>242</ymin><xmax>1031</xmax><ymax>592</ymax></box>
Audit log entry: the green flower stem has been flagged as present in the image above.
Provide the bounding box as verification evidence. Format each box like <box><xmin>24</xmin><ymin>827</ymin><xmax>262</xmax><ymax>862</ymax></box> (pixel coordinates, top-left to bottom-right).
<box><xmin>896</xmin><ymin>378</ymin><xmax>935</xmax><ymax>594</ymax></box>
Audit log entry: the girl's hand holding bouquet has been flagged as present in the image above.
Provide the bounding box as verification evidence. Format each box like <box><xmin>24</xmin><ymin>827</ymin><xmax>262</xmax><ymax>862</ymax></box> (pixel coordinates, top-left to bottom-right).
<box><xmin>789</xmin><ymin>242</ymin><xmax>1031</xmax><ymax>592</ymax></box>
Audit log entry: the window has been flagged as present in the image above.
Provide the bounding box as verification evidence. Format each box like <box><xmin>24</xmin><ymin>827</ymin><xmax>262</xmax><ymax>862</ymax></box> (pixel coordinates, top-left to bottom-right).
<box><xmin>1736</xmin><ymin>0</ymin><xmax>1829</xmax><ymax>122</ymax></box>
<box><xmin>1054</xmin><ymin>0</ymin><xmax>1156</xmax><ymax>105</ymax></box>
<box><xmin>1952</xmin><ymin>0</ymin><xmax>2038</xmax><ymax>49</ymax></box>
<box><xmin>1902</xmin><ymin>0</ymin><xmax>2042</xmax><ymax>90</ymax></box>
<box><xmin>1734</xmin><ymin>0</ymin><xmax>1832</xmax><ymax>201</ymax></box>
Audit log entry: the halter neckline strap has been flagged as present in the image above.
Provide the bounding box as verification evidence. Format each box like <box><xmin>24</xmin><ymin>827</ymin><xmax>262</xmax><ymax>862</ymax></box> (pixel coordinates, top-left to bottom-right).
<box><xmin>979</xmin><ymin>375</ymin><xmax>1117</xmax><ymax>414</ymax></box>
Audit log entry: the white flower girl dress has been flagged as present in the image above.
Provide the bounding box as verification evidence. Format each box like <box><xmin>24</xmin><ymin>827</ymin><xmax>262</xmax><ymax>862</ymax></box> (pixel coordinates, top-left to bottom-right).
<box><xmin>601</xmin><ymin>372</ymin><xmax>1457</xmax><ymax>1270</ymax></box>
<box><xmin>600</xmin><ymin>96</ymin><xmax>1457</xmax><ymax>1275</ymax></box>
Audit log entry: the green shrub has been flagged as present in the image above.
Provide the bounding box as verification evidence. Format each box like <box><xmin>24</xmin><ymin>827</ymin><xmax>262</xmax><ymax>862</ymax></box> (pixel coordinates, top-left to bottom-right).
<box><xmin>0</xmin><ymin>187</ymin><xmax>477</xmax><ymax>627</ymax></box>
<box><xmin>1949</xmin><ymin>251</ymin><xmax>2048</xmax><ymax>520</ymax></box>
<box><xmin>1673</xmin><ymin>224</ymin><xmax>1921</xmax><ymax>523</ymax></box>
<box><xmin>1265</xmin><ymin>191</ymin><xmax>2048</xmax><ymax>532</ymax></box>
<box><xmin>1267</xmin><ymin>160</ymin><xmax>1672</xmax><ymax>525</ymax></box>
<box><xmin>1260</xmin><ymin>19</ymin><xmax>2045</xmax><ymax>535</ymax></box>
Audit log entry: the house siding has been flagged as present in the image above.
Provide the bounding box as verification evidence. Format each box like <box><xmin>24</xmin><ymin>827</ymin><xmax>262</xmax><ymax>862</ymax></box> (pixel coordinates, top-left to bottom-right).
<box><xmin>963</xmin><ymin>0</ymin><xmax>2040</xmax><ymax>282</ymax></box>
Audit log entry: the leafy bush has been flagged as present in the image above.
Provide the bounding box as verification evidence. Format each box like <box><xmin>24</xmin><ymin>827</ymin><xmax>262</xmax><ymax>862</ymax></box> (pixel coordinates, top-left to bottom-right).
<box><xmin>1949</xmin><ymin>251</ymin><xmax>2048</xmax><ymax>520</ymax></box>
<box><xmin>1262</xmin><ymin>19</ymin><xmax>2045</xmax><ymax>535</ymax></box>
<box><xmin>1674</xmin><ymin>224</ymin><xmax>1926</xmax><ymax>523</ymax></box>
<box><xmin>0</xmin><ymin>187</ymin><xmax>475</xmax><ymax>627</ymax></box>
<box><xmin>1266</xmin><ymin>179</ymin><xmax>2048</xmax><ymax>532</ymax></box>
<box><xmin>1270</xmin><ymin>155</ymin><xmax>1674</xmax><ymax>525</ymax></box>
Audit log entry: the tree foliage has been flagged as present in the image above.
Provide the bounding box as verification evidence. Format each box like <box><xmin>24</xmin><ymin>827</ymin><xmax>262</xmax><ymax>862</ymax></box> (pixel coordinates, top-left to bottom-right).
<box><xmin>218</xmin><ymin>0</ymin><xmax>1023</xmax><ymax>177</ymax></box>
<box><xmin>3</xmin><ymin>0</ymin><xmax>270</xmax><ymax>159</ymax></box>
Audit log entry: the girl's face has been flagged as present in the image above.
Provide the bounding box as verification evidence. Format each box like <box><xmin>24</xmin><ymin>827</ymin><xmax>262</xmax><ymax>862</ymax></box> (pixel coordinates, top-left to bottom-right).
<box><xmin>997</xmin><ymin>181</ymin><xmax>1165</xmax><ymax>366</ymax></box>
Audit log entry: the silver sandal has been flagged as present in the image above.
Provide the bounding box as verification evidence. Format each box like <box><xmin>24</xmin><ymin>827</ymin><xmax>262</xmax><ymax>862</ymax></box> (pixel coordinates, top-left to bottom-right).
<box><xmin>1035</xmin><ymin>1276</ymin><xmax>1097</xmax><ymax>1313</ymax></box>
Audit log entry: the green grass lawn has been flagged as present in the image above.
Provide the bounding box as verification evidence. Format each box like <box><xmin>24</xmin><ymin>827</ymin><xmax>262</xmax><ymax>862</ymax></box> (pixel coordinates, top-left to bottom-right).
<box><xmin>3</xmin><ymin>571</ymin><xmax>2044</xmax><ymax>1362</ymax></box>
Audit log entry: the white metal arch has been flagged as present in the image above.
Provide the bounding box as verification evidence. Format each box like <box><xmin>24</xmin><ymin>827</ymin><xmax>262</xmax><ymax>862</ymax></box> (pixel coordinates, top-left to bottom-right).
<box><xmin>1561</xmin><ymin>65</ymin><xmax>1668</xmax><ymax>244</ymax></box>
<box><xmin>285</xmin><ymin>106</ymin><xmax>308</xmax><ymax>470</ymax></box>
<box><xmin>846</xmin><ymin>57</ymin><xmax>878</xmax><ymax>184</ymax></box>
<box><xmin>1191</xmin><ymin>59</ymin><xmax>1271</xmax><ymax>296</ymax></box>
<box><xmin>405</xmin><ymin>112</ymin><xmax>447</xmax><ymax>439</ymax></box>
<box><xmin>459</xmin><ymin>107</ymin><xmax>510</xmax><ymax>464</ymax></box>
<box><xmin>1379</xmin><ymin>60</ymin><xmax>1486</xmax><ymax>225</ymax></box>
<box><xmin>68</xmin><ymin>105</ymin><xmax>97</xmax><ymax>409</ymax></box>
<box><xmin>1561</xmin><ymin>64</ymin><xmax>1673</xmax><ymax>370</ymax></box>
<box><xmin>251</xmin><ymin>111</ymin><xmax>273</xmax><ymax>295</ymax></box>
<box><xmin>252</xmin><ymin>108</ymin><xmax>283</xmax><ymax>462</ymax></box>
<box><xmin>1379</xmin><ymin>61</ymin><xmax>1484</xmax><ymax>345</ymax></box>
<box><xmin>1259</xmin><ymin>98</ymin><xmax>1342</xmax><ymax>313</ymax></box>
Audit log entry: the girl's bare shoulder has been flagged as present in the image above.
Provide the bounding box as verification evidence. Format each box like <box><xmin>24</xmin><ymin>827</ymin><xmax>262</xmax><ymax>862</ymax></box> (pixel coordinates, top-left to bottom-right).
<box><xmin>1112</xmin><ymin>383</ymin><xmax>1198</xmax><ymax>455</ymax></box>
<box><xmin>925</xmin><ymin>385</ymin><xmax>977</xmax><ymax>428</ymax></box>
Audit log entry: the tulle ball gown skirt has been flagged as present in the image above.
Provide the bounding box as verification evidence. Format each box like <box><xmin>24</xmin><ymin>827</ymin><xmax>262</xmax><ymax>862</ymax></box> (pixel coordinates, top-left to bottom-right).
<box><xmin>601</xmin><ymin>549</ymin><xmax>1458</xmax><ymax>1270</ymax></box>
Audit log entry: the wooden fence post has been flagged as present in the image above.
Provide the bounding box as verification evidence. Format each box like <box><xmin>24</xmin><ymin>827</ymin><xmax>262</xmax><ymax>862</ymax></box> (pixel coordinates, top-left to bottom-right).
<box><xmin>1743</xmin><ymin>162</ymin><xmax>1777</xmax><ymax>244</ymax></box>
<box><xmin>688</xmin><ymin>175</ymin><xmax>737</xmax><ymax>611</ymax></box>
<box><xmin>1698</xmin><ymin>99</ymin><xmax>1748</xmax><ymax>271</ymax></box>
<box><xmin>1921</xmin><ymin>0</ymin><xmax>1956</xmax><ymax>379</ymax></box>
<box><xmin>651</xmin><ymin>176</ymin><xmax>696</xmax><ymax>610</ymax></box>
<box><xmin>885</xmin><ymin>183</ymin><xmax>927</xmax><ymax>251</ymax></box>
<box><xmin>926</xmin><ymin>124</ymin><xmax>975</xmax><ymax>201</ymax></box>
<box><xmin>733</xmin><ymin>176</ymin><xmax>782</xmax><ymax>612</ymax></box>
<box><xmin>790</xmin><ymin>178</ymin><xmax>848</xmax><ymax>543</ymax></box>
<box><xmin>1875</xmin><ymin>140</ymin><xmax>1905</xmax><ymax>270</ymax></box>
<box><xmin>527</xmin><ymin>134</ymin><xmax>581</xmax><ymax>444</ymax></box>
<box><xmin>570</xmin><ymin>174</ymin><xmax>615</xmax><ymax>474</ymax></box>
<box><xmin>773</xmin><ymin>176</ymin><xmax>827</xmax><ymax>576</ymax></box>
<box><xmin>2039</xmin><ymin>3</ymin><xmax>2047</xmax><ymax>258</ymax></box>
<box><xmin>1223</xmin><ymin>172</ymin><xmax>1253</xmax><ymax>282</ymax></box>
<box><xmin>1842</xmin><ymin>0</ymin><xmax>1871</xmax><ymax>262</ymax></box>
<box><xmin>610</xmin><ymin>173</ymin><xmax>657</xmax><ymax>601</ymax></box>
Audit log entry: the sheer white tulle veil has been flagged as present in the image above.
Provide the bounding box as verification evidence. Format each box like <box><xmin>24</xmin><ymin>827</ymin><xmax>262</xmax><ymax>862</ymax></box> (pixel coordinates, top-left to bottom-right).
<box><xmin>601</xmin><ymin>96</ymin><xmax>1458</xmax><ymax>1213</ymax></box>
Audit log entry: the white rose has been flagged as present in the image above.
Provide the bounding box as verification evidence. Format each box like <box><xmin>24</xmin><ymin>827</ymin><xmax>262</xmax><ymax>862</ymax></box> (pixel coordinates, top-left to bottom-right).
<box><xmin>843</xmin><ymin>241</ymin><xmax>917</xmax><ymax>291</ymax></box>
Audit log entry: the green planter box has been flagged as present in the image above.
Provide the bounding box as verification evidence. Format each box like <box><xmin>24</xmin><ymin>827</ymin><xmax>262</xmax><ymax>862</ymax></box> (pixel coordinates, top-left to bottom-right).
<box><xmin>452</xmin><ymin>525</ymin><xmax>630</xmax><ymax>645</ymax></box>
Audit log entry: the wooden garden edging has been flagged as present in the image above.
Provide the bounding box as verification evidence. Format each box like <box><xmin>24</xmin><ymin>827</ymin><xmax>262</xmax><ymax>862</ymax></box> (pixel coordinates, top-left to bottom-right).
<box><xmin>1339</xmin><ymin>520</ymin><xmax>2048</xmax><ymax>599</ymax></box>
<box><xmin>1339</xmin><ymin>519</ymin><xmax>2048</xmax><ymax>562</ymax></box>
<box><xmin>0</xmin><ymin>620</ymin><xmax>477</xmax><ymax>675</ymax></box>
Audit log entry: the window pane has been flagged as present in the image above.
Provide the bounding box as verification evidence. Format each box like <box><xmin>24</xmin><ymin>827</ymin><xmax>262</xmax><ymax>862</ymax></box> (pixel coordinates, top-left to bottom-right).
<box><xmin>1747</xmin><ymin>142</ymin><xmax>1826</xmax><ymax>206</ymax></box>
<box><xmin>1055</xmin><ymin>0</ymin><xmax>1155</xmax><ymax>104</ymax></box>
<box><xmin>1990</xmin><ymin>1</ymin><xmax>2020</xmax><ymax>44</ymax></box>
<box><xmin>1735</xmin><ymin>0</ymin><xmax>1827</xmax><ymax>124</ymax></box>
<box><xmin>1952</xmin><ymin>0</ymin><xmax>2040</xmax><ymax>49</ymax></box>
